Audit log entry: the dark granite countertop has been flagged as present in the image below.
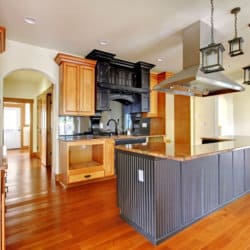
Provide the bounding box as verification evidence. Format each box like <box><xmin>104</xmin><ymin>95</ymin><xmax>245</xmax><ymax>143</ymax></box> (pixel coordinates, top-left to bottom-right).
<box><xmin>115</xmin><ymin>136</ymin><xmax>250</xmax><ymax>161</ymax></box>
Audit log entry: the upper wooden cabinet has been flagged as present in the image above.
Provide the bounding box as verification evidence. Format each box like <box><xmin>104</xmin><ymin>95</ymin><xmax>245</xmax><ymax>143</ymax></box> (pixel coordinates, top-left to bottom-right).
<box><xmin>0</xmin><ymin>26</ymin><xmax>6</xmax><ymax>53</ymax></box>
<box><xmin>143</xmin><ymin>73</ymin><xmax>158</xmax><ymax>118</ymax></box>
<box><xmin>55</xmin><ymin>53</ymin><xmax>96</xmax><ymax>116</ymax></box>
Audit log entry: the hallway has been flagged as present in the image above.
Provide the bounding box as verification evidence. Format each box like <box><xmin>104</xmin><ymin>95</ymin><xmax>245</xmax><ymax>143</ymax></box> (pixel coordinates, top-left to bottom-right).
<box><xmin>6</xmin><ymin>150</ymin><xmax>57</xmax><ymax>204</ymax></box>
<box><xmin>4</xmin><ymin>150</ymin><xmax>250</xmax><ymax>249</ymax></box>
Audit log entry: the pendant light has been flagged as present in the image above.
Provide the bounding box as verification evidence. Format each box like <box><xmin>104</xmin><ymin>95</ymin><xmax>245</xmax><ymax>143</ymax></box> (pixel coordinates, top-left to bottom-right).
<box><xmin>200</xmin><ymin>0</ymin><xmax>225</xmax><ymax>73</ymax></box>
<box><xmin>243</xmin><ymin>65</ymin><xmax>250</xmax><ymax>85</ymax></box>
<box><xmin>228</xmin><ymin>7</ymin><xmax>244</xmax><ymax>57</ymax></box>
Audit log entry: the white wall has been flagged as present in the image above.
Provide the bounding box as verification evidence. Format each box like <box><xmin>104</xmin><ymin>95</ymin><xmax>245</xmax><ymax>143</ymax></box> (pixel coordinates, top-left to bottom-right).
<box><xmin>234</xmin><ymin>86</ymin><xmax>250</xmax><ymax>135</ymax></box>
<box><xmin>192</xmin><ymin>96</ymin><xmax>217</xmax><ymax>145</ymax></box>
<box><xmin>217</xmin><ymin>94</ymin><xmax>234</xmax><ymax>136</ymax></box>
<box><xmin>0</xmin><ymin>40</ymin><xmax>60</xmax><ymax>173</ymax></box>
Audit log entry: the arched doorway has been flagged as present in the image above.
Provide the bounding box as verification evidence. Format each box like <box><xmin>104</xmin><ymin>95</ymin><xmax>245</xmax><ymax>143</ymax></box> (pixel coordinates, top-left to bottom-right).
<box><xmin>3</xmin><ymin>69</ymin><xmax>54</xmax><ymax>168</ymax></box>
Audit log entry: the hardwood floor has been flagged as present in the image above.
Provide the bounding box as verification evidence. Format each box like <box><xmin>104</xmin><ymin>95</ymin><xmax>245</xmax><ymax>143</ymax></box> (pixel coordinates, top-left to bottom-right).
<box><xmin>5</xmin><ymin>149</ymin><xmax>250</xmax><ymax>249</ymax></box>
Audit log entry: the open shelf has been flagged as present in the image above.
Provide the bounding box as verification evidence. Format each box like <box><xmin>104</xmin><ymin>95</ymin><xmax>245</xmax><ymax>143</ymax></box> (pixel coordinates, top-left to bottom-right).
<box><xmin>69</xmin><ymin>162</ymin><xmax>104</xmax><ymax>175</ymax></box>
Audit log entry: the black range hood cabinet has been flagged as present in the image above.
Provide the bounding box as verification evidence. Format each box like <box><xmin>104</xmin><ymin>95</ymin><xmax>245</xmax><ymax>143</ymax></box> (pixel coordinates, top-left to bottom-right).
<box><xmin>154</xmin><ymin>21</ymin><xmax>244</xmax><ymax>97</ymax></box>
<box><xmin>86</xmin><ymin>49</ymin><xmax>154</xmax><ymax>112</ymax></box>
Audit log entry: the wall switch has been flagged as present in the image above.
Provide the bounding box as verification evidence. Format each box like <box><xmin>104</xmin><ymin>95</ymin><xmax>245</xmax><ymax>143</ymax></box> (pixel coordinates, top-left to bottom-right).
<box><xmin>138</xmin><ymin>169</ymin><xmax>144</xmax><ymax>182</ymax></box>
<box><xmin>142</xmin><ymin>122</ymin><xmax>147</xmax><ymax>128</ymax></box>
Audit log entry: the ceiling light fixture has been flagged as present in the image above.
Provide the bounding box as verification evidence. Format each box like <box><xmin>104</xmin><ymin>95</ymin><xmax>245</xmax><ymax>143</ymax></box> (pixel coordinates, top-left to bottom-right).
<box><xmin>228</xmin><ymin>7</ymin><xmax>243</xmax><ymax>57</ymax></box>
<box><xmin>157</xmin><ymin>57</ymin><xmax>164</xmax><ymax>62</ymax></box>
<box><xmin>24</xmin><ymin>17</ymin><xmax>36</xmax><ymax>24</ymax></box>
<box><xmin>200</xmin><ymin>0</ymin><xmax>225</xmax><ymax>73</ymax></box>
<box><xmin>243</xmin><ymin>65</ymin><xmax>250</xmax><ymax>85</ymax></box>
<box><xmin>99</xmin><ymin>40</ymin><xmax>109</xmax><ymax>46</ymax></box>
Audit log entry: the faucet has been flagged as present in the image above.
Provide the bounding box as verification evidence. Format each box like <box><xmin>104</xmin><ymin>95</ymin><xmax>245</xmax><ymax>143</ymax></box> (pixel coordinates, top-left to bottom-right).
<box><xmin>107</xmin><ymin>119</ymin><xmax>118</xmax><ymax>135</ymax></box>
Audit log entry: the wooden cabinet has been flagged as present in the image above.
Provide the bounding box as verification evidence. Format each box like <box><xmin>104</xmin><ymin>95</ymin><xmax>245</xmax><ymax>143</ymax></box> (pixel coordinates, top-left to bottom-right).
<box><xmin>0</xmin><ymin>26</ymin><xmax>6</xmax><ymax>53</ymax></box>
<box><xmin>55</xmin><ymin>53</ymin><xmax>96</xmax><ymax>116</ymax></box>
<box><xmin>0</xmin><ymin>170</ymin><xmax>5</xmax><ymax>250</ymax></box>
<box><xmin>104</xmin><ymin>139</ymin><xmax>115</xmax><ymax>176</ymax></box>
<box><xmin>143</xmin><ymin>73</ymin><xmax>158</xmax><ymax>118</ymax></box>
<box><xmin>181</xmin><ymin>155</ymin><xmax>219</xmax><ymax>225</ymax></box>
<box><xmin>96</xmin><ymin>87</ymin><xmax>110</xmax><ymax>111</ymax></box>
<box><xmin>59</xmin><ymin>138</ymin><xmax>114</xmax><ymax>186</ymax></box>
<box><xmin>144</xmin><ymin>71</ymin><xmax>173</xmax><ymax>135</ymax></box>
<box><xmin>233</xmin><ymin>150</ymin><xmax>245</xmax><ymax>196</ymax></box>
<box><xmin>219</xmin><ymin>152</ymin><xmax>234</xmax><ymax>205</ymax></box>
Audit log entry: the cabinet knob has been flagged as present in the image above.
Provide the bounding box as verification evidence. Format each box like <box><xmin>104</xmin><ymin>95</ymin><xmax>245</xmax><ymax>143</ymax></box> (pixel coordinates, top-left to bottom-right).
<box><xmin>84</xmin><ymin>174</ymin><xmax>91</xmax><ymax>178</ymax></box>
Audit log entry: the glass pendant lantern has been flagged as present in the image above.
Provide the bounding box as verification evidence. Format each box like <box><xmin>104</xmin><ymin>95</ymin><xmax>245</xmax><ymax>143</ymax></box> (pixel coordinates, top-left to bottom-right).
<box><xmin>243</xmin><ymin>65</ymin><xmax>250</xmax><ymax>85</ymax></box>
<box><xmin>228</xmin><ymin>7</ymin><xmax>244</xmax><ymax>57</ymax></box>
<box><xmin>200</xmin><ymin>0</ymin><xmax>225</xmax><ymax>73</ymax></box>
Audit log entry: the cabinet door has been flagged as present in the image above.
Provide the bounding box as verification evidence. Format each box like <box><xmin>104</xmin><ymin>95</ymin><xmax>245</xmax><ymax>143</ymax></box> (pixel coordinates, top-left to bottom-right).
<box><xmin>104</xmin><ymin>139</ymin><xmax>114</xmax><ymax>176</ymax></box>
<box><xmin>182</xmin><ymin>159</ymin><xmax>203</xmax><ymax>225</ymax></box>
<box><xmin>141</xmin><ymin>93</ymin><xmax>149</xmax><ymax>112</ymax></box>
<box><xmin>144</xmin><ymin>73</ymin><xmax>158</xmax><ymax>117</ymax></box>
<box><xmin>219</xmin><ymin>152</ymin><xmax>234</xmax><ymax>205</ymax></box>
<box><xmin>182</xmin><ymin>155</ymin><xmax>219</xmax><ymax>225</ymax></box>
<box><xmin>96</xmin><ymin>87</ymin><xmax>110</xmax><ymax>111</ymax></box>
<box><xmin>61</xmin><ymin>62</ymin><xmax>79</xmax><ymax>114</ymax></box>
<box><xmin>245</xmin><ymin>148</ymin><xmax>250</xmax><ymax>192</ymax></box>
<box><xmin>79</xmin><ymin>65</ymin><xmax>95</xmax><ymax>115</ymax></box>
<box><xmin>233</xmin><ymin>150</ymin><xmax>245</xmax><ymax>197</ymax></box>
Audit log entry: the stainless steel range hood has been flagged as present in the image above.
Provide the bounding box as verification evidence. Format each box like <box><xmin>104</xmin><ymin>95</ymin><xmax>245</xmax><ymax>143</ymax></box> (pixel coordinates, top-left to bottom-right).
<box><xmin>153</xmin><ymin>21</ymin><xmax>245</xmax><ymax>97</ymax></box>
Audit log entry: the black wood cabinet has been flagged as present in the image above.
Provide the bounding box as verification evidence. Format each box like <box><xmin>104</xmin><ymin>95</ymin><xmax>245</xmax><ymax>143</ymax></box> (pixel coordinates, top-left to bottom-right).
<box><xmin>181</xmin><ymin>155</ymin><xmax>219</xmax><ymax>225</ymax></box>
<box><xmin>86</xmin><ymin>50</ymin><xmax>154</xmax><ymax>113</ymax></box>
<box><xmin>96</xmin><ymin>87</ymin><xmax>110</xmax><ymax>111</ymax></box>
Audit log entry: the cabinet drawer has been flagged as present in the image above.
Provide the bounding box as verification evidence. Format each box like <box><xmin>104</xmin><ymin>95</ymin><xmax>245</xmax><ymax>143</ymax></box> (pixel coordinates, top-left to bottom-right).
<box><xmin>68</xmin><ymin>170</ymin><xmax>104</xmax><ymax>183</ymax></box>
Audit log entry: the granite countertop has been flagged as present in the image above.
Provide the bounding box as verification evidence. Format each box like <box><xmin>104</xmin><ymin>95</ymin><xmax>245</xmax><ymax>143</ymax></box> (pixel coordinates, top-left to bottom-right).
<box><xmin>115</xmin><ymin>136</ymin><xmax>250</xmax><ymax>161</ymax></box>
<box><xmin>58</xmin><ymin>134</ymin><xmax>163</xmax><ymax>142</ymax></box>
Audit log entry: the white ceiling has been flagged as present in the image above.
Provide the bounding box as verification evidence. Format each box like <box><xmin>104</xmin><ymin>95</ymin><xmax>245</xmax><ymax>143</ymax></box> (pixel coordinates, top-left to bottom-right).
<box><xmin>0</xmin><ymin>0</ymin><xmax>250</xmax><ymax>82</ymax></box>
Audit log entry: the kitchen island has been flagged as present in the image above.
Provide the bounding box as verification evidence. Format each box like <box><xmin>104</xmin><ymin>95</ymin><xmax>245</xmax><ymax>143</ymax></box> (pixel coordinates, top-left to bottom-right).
<box><xmin>115</xmin><ymin>136</ymin><xmax>250</xmax><ymax>245</ymax></box>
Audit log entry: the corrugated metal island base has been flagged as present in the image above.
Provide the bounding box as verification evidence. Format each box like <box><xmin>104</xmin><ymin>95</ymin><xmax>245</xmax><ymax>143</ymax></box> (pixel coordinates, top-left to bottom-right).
<box><xmin>115</xmin><ymin>141</ymin><xmax>250</xmax><ymax>245</ymax></box>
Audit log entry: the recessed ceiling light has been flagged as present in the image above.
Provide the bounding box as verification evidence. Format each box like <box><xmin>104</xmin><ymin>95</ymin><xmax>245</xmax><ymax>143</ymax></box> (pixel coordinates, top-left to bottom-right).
<box><xmin>99</xmin><ymin>40</ymin><xmax>109</xmax><ymax>46</ymax></box>
<box><xmin>157</xmin><ymin>57</ymin><xmax>164</xmax><ymax>62</ymax></box>
<box><xmin>24</xmin><ymin>17</ymin><xmax>36</xmax><ymax>24</ymax></box>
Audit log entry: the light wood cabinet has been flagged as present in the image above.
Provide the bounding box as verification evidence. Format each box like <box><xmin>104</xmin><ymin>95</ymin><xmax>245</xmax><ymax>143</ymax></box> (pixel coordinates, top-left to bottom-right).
<box><xmin>104</xmin><ymin>139</ymin><xmax>115</xmax><ymax>176</ymax></box>
<box><xmin>59</xmin><ymin>138</ymin><xmax>114</xmax><ymax>187</ymax></box>
<box><xmin>0</xmin><ymin>170</ymin><xmax>5</xmax><ymax>250</ymax></box>
<box><xmin>143</xmin><ymin>73</ymin><xmax>158</xmax><ymax>118</ymax></box>
<box><xmin>55</xmin><ymin>53</ymin><xmax>96</xmax><ymax>116</ymax></box>
<box><xmin>0</xmin><ymin>26</ymin><xmax>6</xmax><ymax>53</ymax></box>
<box><xmin>146</xmin><ymin>71</ymin><xmax>173</xmax><ymax>135</ymax></box>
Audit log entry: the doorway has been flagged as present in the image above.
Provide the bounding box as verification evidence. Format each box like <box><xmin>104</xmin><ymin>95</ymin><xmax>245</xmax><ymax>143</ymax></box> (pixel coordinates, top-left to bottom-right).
<box><xmin>4</xmin><ymin>105</ymin><xmax>22</xmax><ymax>149</ymax></box>
<box><xmin>3</xmin><ymin>69</ymin><xmax>54</xmax><ymax>170</ymax></box>
<box><xmin>3</xmin><ymin>99</ymin><xmax>33</xmax><ymax>155</ymax></box>
<box><xmin>37</xmin><ymin>85</ymin><xmax>53</xmax><ymax>167</ymax></box>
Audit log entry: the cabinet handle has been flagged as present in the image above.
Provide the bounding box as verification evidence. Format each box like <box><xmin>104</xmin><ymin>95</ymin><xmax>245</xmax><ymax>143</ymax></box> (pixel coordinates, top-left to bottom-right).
<box><xmin>84</xmin><ymin>174</ymin><xmax>91</xmax><ymax>178</ymax></box>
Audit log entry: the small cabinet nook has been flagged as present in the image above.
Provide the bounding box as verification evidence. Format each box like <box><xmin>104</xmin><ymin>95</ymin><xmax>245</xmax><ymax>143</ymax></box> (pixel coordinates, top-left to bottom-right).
<box><xmin>59</xmin><ymin>138</ymin><xmax>114</xmax><ymax>187</ymax></box>
<box><xmin>55</xmin><ymin>53</ymin><xmax>96</xmax><ymax>116</ymax></box>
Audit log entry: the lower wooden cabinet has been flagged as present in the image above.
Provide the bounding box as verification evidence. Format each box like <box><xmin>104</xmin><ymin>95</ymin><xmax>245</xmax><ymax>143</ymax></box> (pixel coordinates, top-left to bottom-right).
<box><xmin>59</xmin><ymin>138</ymin><xmax>114</xmax><ymax>186</ymax></box>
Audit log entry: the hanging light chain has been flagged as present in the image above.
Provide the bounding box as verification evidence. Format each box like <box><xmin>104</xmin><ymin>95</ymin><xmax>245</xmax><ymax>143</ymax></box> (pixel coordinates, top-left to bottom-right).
<box><xmin>210</xmin><ymin>0</ymin><xmax>214</xmax><ymax>44</ymax></box>
<box><xmin>234</xmin><ymin>11</ymin><xmax>238</xmax><ymax>38</ymax></box>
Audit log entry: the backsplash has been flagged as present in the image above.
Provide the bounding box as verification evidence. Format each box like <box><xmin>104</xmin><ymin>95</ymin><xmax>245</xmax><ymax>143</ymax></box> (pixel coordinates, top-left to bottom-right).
<box><xmin>58</xmin><ymin>100</ymin><xmax>149</xmax><ymax>136</ymax></box>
